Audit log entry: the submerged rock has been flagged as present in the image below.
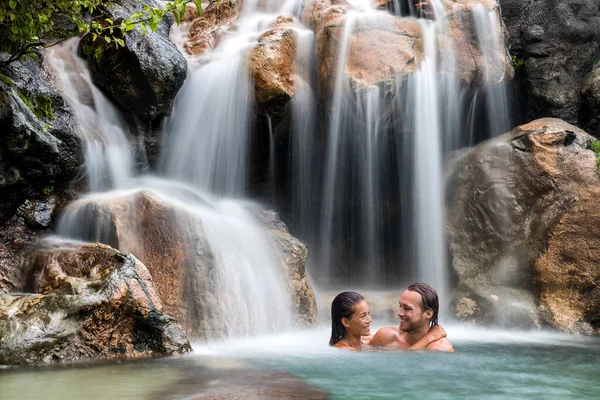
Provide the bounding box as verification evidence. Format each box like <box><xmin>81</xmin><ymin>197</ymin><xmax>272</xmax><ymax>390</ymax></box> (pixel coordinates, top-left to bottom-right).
<box><xmin>84</xmin><ymin>0</ymin><xmax>187</xmax><ymax>121</ymax></box>
<box><xmin>447</xmin><ymin>118</ymin><xmax>600</xmax><ymax>334</ymax></box>
<box><xmin>0</xmin><ymin>243</ymin><xmax>191</xmax><ymax>365</ymax></box>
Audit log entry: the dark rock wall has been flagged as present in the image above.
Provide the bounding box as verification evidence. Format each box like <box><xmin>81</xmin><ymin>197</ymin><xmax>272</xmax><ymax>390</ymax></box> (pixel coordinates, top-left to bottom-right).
<box><xmin>500</xmin><ymin>0</ymin><xmax>600</xmax><ymax>136</ymax></box>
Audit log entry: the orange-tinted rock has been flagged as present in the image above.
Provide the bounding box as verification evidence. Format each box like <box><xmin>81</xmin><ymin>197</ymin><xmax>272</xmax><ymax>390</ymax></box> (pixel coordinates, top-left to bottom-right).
<box><xmin>0</xmin><ymin>243</ymin><xmax>191</xmax><ymax>365</ymax></box>
<box><xmin>62</xmin><ymin>191</ymin><xmax>319</xmax><ymax>334</ymax></box>
<box><xmin>447</xmin><ymin>118</ymin><xmax>600</xmax><ymax>334</ymax></box>
<box><xmin>249</xmin><ymin>20</ymin><xmax>297</xmax><ymax>107</ymax></box>
<box><xmin>442</xmin><ymin>0</ymin><xmax>514</xmax><ymax>86</ymax></box>
<box><xmin>316</xmin><ymin>10</ymin><xmax>422</xmax><ymax>96</ymax></box>
<box><xmin>184</xmin><ymin>0</ymin><xmax>243</xmax><ymax>56</ymax></box>
<box><xmin>535</xmin><ymin>189</ymin><xmax>600</xmax><ymax>335</ymax></box>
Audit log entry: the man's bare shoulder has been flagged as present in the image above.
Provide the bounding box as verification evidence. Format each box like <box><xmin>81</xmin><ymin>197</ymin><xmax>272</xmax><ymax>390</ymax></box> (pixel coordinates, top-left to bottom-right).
<box><xmin>426</xmin><ymin>337</ymin><xmax>454</xmax><ymax>352</ymax></box>
<box><xmin>369</xmin><ymin>326</ymin><xmax>401</xmax><ymax>347</ymax></box>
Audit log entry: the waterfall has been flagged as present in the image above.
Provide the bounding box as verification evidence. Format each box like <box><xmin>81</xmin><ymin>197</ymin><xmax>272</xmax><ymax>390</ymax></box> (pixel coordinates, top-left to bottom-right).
<box><xmin>47</xmin><ymin>39</ymin><xmax>135</xmax><ymax>192</ymax></box>
<box><xmin>46</xmin><ymin>0</ymin><xmax>516</xmax><ymax>331</ymax></box>
<box><xmin>472</xmin><ymin>4</ymin><xmax>512</xmax><ymax>136</ymax></box>
<box><xmin>412</xmin><ymin>19</ymin><xmax>448</xmax><ymax>307</ymax></box>
<box><xmin>46</xmin><ymin>2</ymin><xmax>305</xmax><ymax>340</ymax></box>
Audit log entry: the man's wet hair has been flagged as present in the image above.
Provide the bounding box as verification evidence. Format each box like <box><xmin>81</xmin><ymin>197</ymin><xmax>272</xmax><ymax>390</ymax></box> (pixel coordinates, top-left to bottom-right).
<box><xmin>329</xmin><ymin>291</ymin><xmax>365</xmax><ymax>346</ymax></box>
<box><xmin>407</xmin><ymin>283</ymin><xmax>439</xmax><ymax>327</ymax></box>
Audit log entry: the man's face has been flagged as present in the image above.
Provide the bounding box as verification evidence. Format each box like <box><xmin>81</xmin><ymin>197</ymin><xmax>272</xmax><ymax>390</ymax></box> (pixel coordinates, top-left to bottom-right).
<box><xmin>396</xmin><ymin>290</ymin><xmax>431</xmax><ymax>332</ymax></box>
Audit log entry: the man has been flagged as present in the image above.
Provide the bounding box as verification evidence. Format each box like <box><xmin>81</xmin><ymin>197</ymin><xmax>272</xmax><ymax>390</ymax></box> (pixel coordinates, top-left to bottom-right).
<box><xmin>369</xmin><ymin>283</ymin><xmax>454</xmax><ymax>352</ymax></box>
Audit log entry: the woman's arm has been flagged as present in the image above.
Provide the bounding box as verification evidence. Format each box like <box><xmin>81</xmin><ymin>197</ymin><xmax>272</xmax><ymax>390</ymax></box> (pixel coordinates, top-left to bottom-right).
<box><xmin>407</xmin><ymin>325</ymin><xmax>447</xmax><ymax>350</ymax></box>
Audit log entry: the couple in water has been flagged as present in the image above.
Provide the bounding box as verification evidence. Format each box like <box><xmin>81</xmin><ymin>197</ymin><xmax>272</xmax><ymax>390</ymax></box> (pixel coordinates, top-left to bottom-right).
<box><xmin>329</xmin><ymin>283</ymin><xmax>454</xmax><ymax>352</ymax></box>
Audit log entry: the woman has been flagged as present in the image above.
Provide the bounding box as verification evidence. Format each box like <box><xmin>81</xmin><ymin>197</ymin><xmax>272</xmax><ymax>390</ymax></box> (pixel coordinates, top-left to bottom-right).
<box><xmin>329</xmin><ymin>291</ymin><xmax>446</xmax><ymax>351</ymax></box>
<box><xmin>329</xmin><ymin>291</ymin><xmax>372</xmax><ymax>350</ymax></box>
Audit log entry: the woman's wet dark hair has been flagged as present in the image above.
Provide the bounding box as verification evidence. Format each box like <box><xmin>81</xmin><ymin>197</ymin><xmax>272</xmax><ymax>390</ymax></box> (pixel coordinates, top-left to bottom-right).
<box><xmin>407</xmin><ymin>282</ymin><xmax>439</xmax><ymax>327</ymax></box>
<box><xmin>329</xmin><ymin>291</ymin><xmax>365</xmax><ymax>346</ymax></box>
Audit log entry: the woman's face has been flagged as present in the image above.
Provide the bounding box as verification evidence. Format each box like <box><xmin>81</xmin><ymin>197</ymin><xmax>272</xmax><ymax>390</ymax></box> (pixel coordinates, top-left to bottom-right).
<box><xmin>344</xmin><ymin>299</ymin><xmax>371</xmax><ymax>336</ymax></box>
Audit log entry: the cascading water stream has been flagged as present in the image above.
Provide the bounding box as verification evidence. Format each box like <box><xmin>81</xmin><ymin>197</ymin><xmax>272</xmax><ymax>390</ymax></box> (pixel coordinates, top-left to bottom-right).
<box><xmin>45</xmin><ymin>0</ymin><xmax>516</xmax><ymax>334</ymax></box>
<box><xmin>472</xmin><ymin>3</ymin><xmax>512</xmax><ymax>136</ymax></box>
<box><xmin>46</xmin><ymin>2</ymin><xmax>311</xmax><ymax>340</ymax></box>
<box><xmin>412</xmin><ymin>19</ymin><xmax>448</xmax><ymax>308</ymax></box>
<box><xmin>47</xmin><ymin>40</ymin><xmax>135</xmax><ymax>192</ymax></box>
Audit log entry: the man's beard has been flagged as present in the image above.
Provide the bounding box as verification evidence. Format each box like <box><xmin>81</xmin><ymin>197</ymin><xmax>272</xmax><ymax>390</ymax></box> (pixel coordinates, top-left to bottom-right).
<box><xmin>399</xmin><ymin>318</ymin><xmax>426</xmax><ymax>333</ymax></box>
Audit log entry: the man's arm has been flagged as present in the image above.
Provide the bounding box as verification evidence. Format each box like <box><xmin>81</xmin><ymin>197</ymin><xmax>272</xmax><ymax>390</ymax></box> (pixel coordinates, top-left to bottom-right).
<box><xmin>407</xmin><ymin>325</ymin><xmax>446</xmax><ymax>350</ymax></box>
<box><xmin>368</xmin><ymin>327</ymin><xmax>399</xmax><ymax>347</ymax></box>
<box><xmin>426</xmin><ymin>337</ymin><xmax>454</xmax><ymax>352</ymax></box>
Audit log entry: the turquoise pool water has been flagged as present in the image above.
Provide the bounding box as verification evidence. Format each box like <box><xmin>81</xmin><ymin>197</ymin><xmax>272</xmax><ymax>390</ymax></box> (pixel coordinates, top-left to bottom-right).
<box><xmin>1</xmin><ymin>326</ymin><xmax>599</xmax><ymax>399</ymax></box>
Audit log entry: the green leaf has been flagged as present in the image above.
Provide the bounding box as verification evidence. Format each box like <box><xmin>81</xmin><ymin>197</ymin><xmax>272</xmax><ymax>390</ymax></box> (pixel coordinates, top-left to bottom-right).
<box><xmin>38</xmin><ymin>14</ymin><xmax>48</xmax><ymax>23</ymax></box>
<box><xmin>104</xmin><ymin>36</ymin><xmax>111</xmax><ymax>43</ymax></box>
<box><xmin>9</xmin><ymin>0</ymin><xmax>16</xmax><ymax>10</ymax></box>
<box><xmin>194</xmin><ymin>1</ymin><xmax>203</xmax><ymax>16</ymax></box>
<box><xmin>105</xmin><ymin>18</ymin><xmax>113</xmax><ymax>25</ymax></box>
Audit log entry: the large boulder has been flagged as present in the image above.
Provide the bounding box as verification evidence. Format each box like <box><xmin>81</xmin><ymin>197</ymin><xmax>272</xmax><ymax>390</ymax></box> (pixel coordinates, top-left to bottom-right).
<box><xmin>314</xmin><ymin>6</ymin><xmax>422</xmax><ymax>96</ymax></box>
<box><xmin>84</xmin><ymin>0</ymin><xmax>187</xmax><ymax>121</ymax></box>
<box><xmin>446</xmin><ymin>118</ymin><xmax>600</xmax><ymax>334</ymax></box>
<box><xmin>0</xmin><ymin>243</ymin><xmax>191</xmax><ymax>365</ymax></box>
<box><xmin>57</xmin><ymin>190</ymin><xmax>319</xmax><ymax>335</ymax></box>
<box><xmin>499</xmin><ymin>0</ymin><xmax>600</xmax><ymax>136</ymax></box>
<box><xmin>0</xmin><ymin>59</ymin><xmax>83</xmax><ymax>223</ymax></box>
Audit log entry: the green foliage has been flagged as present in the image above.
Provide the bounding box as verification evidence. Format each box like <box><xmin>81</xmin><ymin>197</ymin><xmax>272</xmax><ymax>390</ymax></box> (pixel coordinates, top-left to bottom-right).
<box><xmin>0</xmin><ymin>72</ymin><xmax>14</xmax><ymax>86</ymax></box>
<box><xmin>0</xmin><ymin>0</ymin><xmax>209</xmax><ymax>67</ymax></box>
<box><xmin>589</xmin><ymin>140</ymin><xmax>600</xmax><ymax>176</ymax></box>
<box><xmin>508</xmin><ymin>44</ymin><xmax>524</xmax><ymax>71</ymax></box>
<box><xmin>17</xmin><ymin>88</ymin><xmax>55</xmax><ymax>120</ymax></box>
<box><xmin>16</xmin><ymin>199</ymin><xmax>30</xmax><ymax>215</ymax></box>
<box><xmin>43</xmin><ymin>179</ymin><xmax>55</xmax><ymax>195</ymax></box>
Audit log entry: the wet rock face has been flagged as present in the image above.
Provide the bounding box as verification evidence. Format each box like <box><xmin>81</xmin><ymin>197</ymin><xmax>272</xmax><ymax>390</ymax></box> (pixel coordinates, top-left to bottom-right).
<box><xmin>0</xmin><ymin>243</ymin><xmax>191</xmax><ymax>365</ymax></box>
<box><xmin>444</xmin><ymin>0</ymin><xmax>514</xmax><ymax>86</ymax></box>
<box><xmin>0</xmin><ymin>59</ymin><xmax>83</xmax><ymax>223</ymax></box>
<box><xmin>258</xmin><ymin>210</ymin><xmax>319</xmax><ymax>327</ymax></box>
<box><xmin>185</xmin><ymin>0</ymin><xmax>243</xmax><ymax>56</ymax></box>
<box><xmin>248</xmin><ymin>17</ymin><xmax>297</xmax><ymax>109</ymax></box>
<box><xmin>315</xmin><ymin>7</ymin><xmax>422</xmax><ymax>96</ymax></box>
<box><xmin>499</xmin><ymin>0</ymin><xmax>600</xmax><ymax>135</ymax></box>
<box><xmin>447</xmin><ymin>118</ymin><xmax>600</xmax><ymax>334</ymax></box>
<box><xmin>60</xmin><ymin>192</ymin><xmax>319</xmax><ymax>336</ymax></box>
<box><xmin>85</xmin><ymin>0</ymin><xmax>187</xmax><ymax>121</ymax></box>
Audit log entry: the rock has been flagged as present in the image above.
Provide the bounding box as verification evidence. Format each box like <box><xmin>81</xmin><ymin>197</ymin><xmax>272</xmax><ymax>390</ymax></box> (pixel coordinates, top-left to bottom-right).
<box><xmin>0</xmin><ymin>58</ymin><xmax>83</xmax><ymax>223</ymax></box>
<box><xmin>151</xmin><ymin>368</ymin><xmax>328</xmax><ymax>399</ymax></box>
<box><xmin>315</xmin><ymin>8</ymin><xmax>422</xmax><ymax>95</ymax></box>
<box><xmin>443</xmin><ymin>0</ymin><xmax>514</xmax><ymax>86</ymax></box>
<box><xmin>184</xmin><ymin>0</ymin><xmax>242</xmax><ymax>56</ymax></box>
<box><xmin>454</xmin><ymin>297</ymin><xmax>480</xmax><ymax>320</ymax></box>
<box><xmin>0</xmin><ymin>243</ymin><xmax>191</xmax><ymax>365</ymax></box>
<box><xmin>59</xmin><ymin>191</ymin><xmax>319</xmax><ymax>334</ymax></box>
<box><xmin>447</xmin><ymin>118</ymin><xmax>600</xmax><ymax>333</ymax></box>
<box><xmin>248</xmin><ymin>17</ymin><xmax>297</xmax><ymax>109</ymax></box>
<box><xmin>0</xmin><ymin>217</ymin><xmax>38</xmax><ymax>293</ymax></box>
<box><xmin>499</xmin><ymin>0</ymin><xmax>600</xmax><ymax>135</ymax></box>
<box><xmin>535</xmin><ymin>187</ymin><xmax>600</xmax><ymax>335</ymax></box>
<box><xmin>21</xmin><ymin>197</ymin><xmax>58</xmax><ymax>229</ymax></box>
<box><xmin>260</xmin><ymin>212</ymin><xmax>319</xmax><ymax>327</ymax></box>
<box><xmin>582</xmin><ymin>61</ymin><xmax>600</xmax><ymax>136</ymax></box>
<box><xmin>84</xmin><ymin>0</ymin><xmax>187</xmax><ymax>121</ymax></box>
